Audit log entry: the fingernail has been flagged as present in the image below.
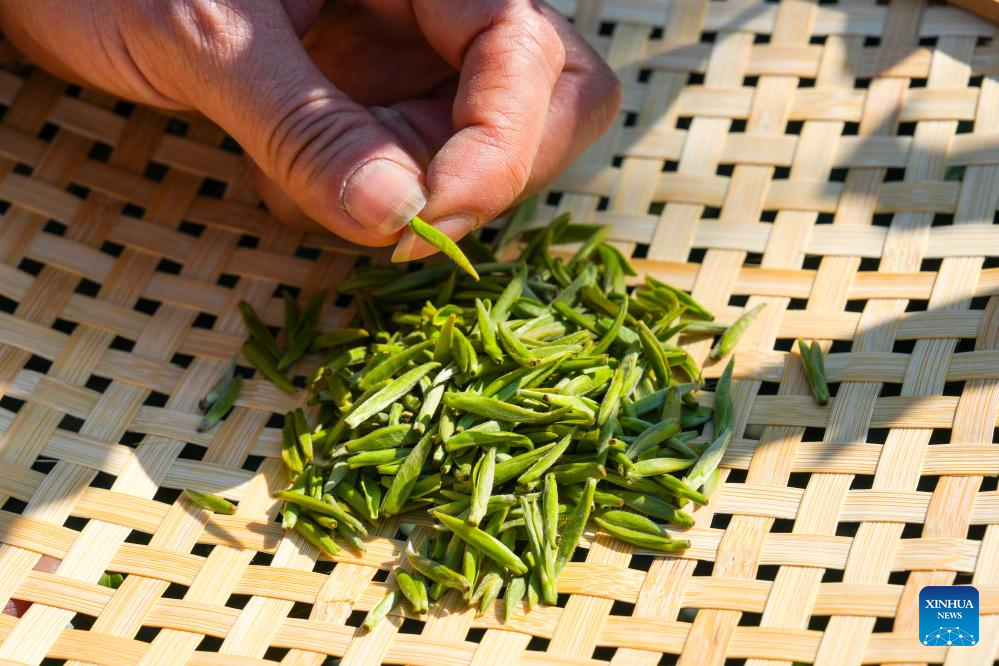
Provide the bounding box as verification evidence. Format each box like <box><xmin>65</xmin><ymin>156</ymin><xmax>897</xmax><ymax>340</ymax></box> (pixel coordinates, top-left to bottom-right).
<box><xmin>392</xmin><ymin>214</ymin><xmax>479</xmax><ymax>263</ymax></box>
<box><xmin>342</xmin><ymin>158</ymin><xmax>427</xmax><ymax>235</ymax></box>
<box><xmin>391</xmin><ymin>229</ymin><xmax>417</xmax><ymax>263</ymax></box>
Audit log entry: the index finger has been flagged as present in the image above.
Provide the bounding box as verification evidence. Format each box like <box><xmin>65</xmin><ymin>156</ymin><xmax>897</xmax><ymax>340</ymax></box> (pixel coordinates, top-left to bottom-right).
<box><xmin>413</xmin><ymin>0</ymin><xmax>565</xmax><ymax>226</ymax></box>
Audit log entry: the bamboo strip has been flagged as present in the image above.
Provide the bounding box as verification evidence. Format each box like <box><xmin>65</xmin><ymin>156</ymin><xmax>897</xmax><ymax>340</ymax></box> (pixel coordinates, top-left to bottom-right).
<box><xmin>0</xmin><ymin>1</ymin><xmax>996</xmax><ymax>663</ymax></box>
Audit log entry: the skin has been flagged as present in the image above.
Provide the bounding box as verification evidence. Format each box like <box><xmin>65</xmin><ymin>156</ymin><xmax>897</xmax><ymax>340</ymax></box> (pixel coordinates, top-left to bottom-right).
<box><xmin>0</xmin><ymin>0</ymin><xmax>621</xmax><ymax>260</ymax></box>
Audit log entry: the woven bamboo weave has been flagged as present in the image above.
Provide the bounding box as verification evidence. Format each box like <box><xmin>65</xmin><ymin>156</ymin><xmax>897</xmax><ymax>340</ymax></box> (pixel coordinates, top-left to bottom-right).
<box><xmin>0</xmin><ymin>0</ymin><xmax>997</xmax><ymax>664</ymax></box>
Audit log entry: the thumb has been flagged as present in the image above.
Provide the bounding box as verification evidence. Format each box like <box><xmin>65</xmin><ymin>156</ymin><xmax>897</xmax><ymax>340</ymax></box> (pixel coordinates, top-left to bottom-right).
<box><xmin>158</xmin><ymin>1</ymin><xmax>426</xmax><ymax>245</ymax></box>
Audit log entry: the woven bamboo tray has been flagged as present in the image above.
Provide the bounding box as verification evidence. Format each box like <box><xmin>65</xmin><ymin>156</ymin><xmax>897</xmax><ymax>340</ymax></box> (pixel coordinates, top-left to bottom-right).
<box><xmin>0</xmin><ymin>0</ymin><xmax>998</xmax><ymax>664</ymax></box>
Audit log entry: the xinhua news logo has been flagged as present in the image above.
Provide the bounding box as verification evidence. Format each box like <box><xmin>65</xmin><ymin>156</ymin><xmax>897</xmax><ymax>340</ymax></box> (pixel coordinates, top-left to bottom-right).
<box><xmin>919</xmin><ymin>586</ymin><xmax>979</xmax><ymax>647</ymax></box>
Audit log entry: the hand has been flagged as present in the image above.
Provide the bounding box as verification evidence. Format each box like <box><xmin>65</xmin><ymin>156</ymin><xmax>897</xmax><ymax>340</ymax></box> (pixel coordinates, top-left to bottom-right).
<box><xmin>0</xmin><ymin>0</ymin><xmax>620</xmax><ymax>259</ymax></box>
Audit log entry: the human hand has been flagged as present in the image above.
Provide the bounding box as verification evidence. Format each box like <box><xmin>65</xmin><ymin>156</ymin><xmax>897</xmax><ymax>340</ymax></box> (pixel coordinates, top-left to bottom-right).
<box><xmin>0</xmin><ymin>0</ymin><xmax>620</xmax><ymax>258</ymax></box>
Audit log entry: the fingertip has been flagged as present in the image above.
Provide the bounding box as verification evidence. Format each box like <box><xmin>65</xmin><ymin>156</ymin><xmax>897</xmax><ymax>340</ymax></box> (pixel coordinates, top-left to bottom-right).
<box><xmin>391</xmin><ymin>214</ymin><xmax>478</xmax><ymax>263</ymax></box>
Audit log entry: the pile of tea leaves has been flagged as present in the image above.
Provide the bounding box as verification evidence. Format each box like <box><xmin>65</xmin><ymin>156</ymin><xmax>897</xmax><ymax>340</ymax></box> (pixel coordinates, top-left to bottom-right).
<box><xmin>236</xmin><ymin>210</ymin><xmax>751</xmax><ymax>627</ymax></box>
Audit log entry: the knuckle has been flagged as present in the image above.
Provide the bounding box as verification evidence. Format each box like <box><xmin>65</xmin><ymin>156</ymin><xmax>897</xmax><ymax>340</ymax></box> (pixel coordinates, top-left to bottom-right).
<box><xmin>264</xmin><ymin>94</ymin><xmax>369</xmax><ymax>193</ymax></box>
<box><xmin>535</xmin><ymin>19</ymin><xmax>567</xmax><ymax>74</ymax></box>
<box><xmin>477</xmin><ymin>125</ymin><xmax>532</xmax><ymax>192</ymax></box>
<box><xmin>118</xmin><ymin>0</ymin><xmax>253</xmax><ymax>102</ymax></box>
<box><xmin>164</xmin><ymin>0</ymin><xmax>252</xmax><ymax>60</ymax></box>
<box><xmin>479</xmin><ymin>100</ymin><xmax>532</xmax><ymax>137</ymax></box>
<box><xmin>505</xmin><ymin>12</ymin><xmax>566</xmax><ymax>78</ymax></box>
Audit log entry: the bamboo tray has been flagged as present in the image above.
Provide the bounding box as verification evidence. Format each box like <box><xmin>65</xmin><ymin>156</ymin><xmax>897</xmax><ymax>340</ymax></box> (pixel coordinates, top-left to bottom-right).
<box><xmin>1</xmin><ymin>0</ymin><xmax>998</xmax><ymax>664</ymax></box>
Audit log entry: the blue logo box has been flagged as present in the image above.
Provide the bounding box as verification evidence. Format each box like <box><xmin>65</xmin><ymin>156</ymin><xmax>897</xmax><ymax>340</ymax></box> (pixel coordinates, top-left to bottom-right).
<box><xmin>919</xmin><ymin>586</ymin><xmax>979</xmax><ymax>647</ymax></box>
